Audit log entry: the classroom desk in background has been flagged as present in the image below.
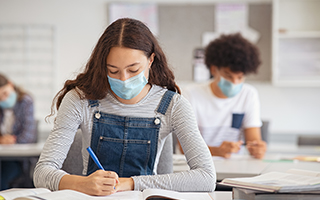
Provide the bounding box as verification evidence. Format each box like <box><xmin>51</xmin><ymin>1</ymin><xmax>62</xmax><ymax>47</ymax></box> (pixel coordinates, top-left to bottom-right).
<box><xmin>267</xmin><ymin>143</ymin><xmax>320</xmax><ymax>155</ymax></box>
<box><xmin>0</xmin><ymin>142</ymin><xmax>44</xmax><ymax>189</ymax></box>
<box><xmin>173</xmin><ymin>143</ymin><xmax>320</xmax><ymax>181</ymax></box>
<box><xmin>0</xmin><ymin>143</ymin><xmax>44</xmax><ymax>157</ymax></box>
<box><xmin>174</xmin><ymin>154</ymin><xmax>270</xmax><ymax>180</ymax></box>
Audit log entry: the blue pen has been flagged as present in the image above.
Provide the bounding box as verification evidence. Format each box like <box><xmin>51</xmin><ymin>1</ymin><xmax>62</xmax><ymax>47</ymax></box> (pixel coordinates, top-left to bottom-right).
<box><xmin>87</xmin><ymin>147</ymin><xmax>117</xmax><ymax>189</ymax></box>
<box><xmin>86</xmin><ymin>147</ymin><xmax>105</xmax><ymax>170</ymax></box>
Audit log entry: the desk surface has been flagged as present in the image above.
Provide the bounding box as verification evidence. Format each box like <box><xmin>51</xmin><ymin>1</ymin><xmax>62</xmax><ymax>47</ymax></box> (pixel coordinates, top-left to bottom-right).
<box><xmin>210</xmin><ymin>191</ymin><xmax>232</xmax><ymax>199</ymax></box>
<box><xmin>173</xmin><ymin>154</ymin><xmax>271</xmax><ymax>180</ymax></box>
<box><xmin>0</xmin><ymin>142</ymin><xmax>44</xmax><ymax>157</ymax></box>
<box><xmin>213</xmin><ymin>155</ymin><xmax>271</xmax><ymax>180</ymax></box>
<box><xmin>173</xmin><ymin>145</ymin><xmax>320</xmax><ymax>181</ymax></box>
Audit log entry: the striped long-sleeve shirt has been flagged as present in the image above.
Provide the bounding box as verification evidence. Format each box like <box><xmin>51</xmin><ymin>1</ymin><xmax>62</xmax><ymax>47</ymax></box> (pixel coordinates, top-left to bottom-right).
<box><xmin>34</xmin><ymin>85</ymin><xmax>216</xmax><ymax>192</ymax></box>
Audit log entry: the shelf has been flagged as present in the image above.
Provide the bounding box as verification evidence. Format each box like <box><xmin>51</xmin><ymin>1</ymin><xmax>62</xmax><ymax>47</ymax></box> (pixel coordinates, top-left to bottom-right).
<box><xmin>278</xmin><ymin>31</ymin><xmax>320</xmax><ymax>39</ymax></box>
<box><xmin>272</xmin><ymin>0</ymin><xmax>320</xmax><ymax>87</ymax></box>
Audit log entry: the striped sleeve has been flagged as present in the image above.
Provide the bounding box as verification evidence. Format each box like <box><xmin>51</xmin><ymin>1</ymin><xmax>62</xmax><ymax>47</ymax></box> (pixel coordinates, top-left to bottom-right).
<box><xmin>33</xmin><ymin>90</ymin><xmax>83</xmax><ymax>191</ymax></box>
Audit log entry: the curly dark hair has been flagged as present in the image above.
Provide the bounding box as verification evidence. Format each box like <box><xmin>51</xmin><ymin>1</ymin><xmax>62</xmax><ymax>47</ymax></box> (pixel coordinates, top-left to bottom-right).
<box><xmin>204</xmin><ymin>33</ymin><xmax>261</xmax><ymax>74</ymax></box>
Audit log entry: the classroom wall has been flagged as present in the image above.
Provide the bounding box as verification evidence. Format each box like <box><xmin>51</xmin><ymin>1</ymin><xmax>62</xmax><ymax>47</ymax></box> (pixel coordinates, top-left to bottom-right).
<box><xmin>0</xmin><ymin>0</ymin><xmax>319</xmax><ymax>137</ymax></box>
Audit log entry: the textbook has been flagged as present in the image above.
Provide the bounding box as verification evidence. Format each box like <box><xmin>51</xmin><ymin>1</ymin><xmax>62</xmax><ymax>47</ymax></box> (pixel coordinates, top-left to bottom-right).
<box><xmin>233</xmin><ymin>187</ymin><xmax>320</xmax><ymax>200</ymax></box>
<box><xmin>220</xmin><ymin>168</ymin><xmax>320</xmax><ymax>193</ymax></box>
<box><xmin>0</xmin><ymin>188</ymin><xmax>213</xmax><ymax>200</ymax></box>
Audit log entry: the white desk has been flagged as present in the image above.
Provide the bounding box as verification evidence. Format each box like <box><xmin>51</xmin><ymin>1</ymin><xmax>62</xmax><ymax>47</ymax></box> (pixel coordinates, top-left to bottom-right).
<box><xmin>173</xmin><ymin>144</ymin><xmax>320</xmax><ymax>181</ymax></box>
<box><xmin>173</xmin><ymin>154</ymin><xmax>271</xmax><ymax>180</ymax></box>
<box><xmin>0</xmin><ymin>142</ymin><xmax>44</xmax><ymax>157</ymax></box>
<box><xmin>210</xmin><ymin>191</ymin><xmax>232</xmax><ymax>199</ymax></box>
<box><xmin>0</xmin><ymin>142</ymin><xmax>44</xmax><ymax>189</ymax></box>
<box><xmin>212</xmin><ymin>155</ymin><xmax>271</xmax><ymax>180</ymax></box>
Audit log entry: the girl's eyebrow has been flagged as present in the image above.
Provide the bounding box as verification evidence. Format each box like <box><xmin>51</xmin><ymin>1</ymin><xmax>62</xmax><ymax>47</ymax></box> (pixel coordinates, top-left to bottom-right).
<box><xmin>106</xmin><ymin>62</ymin><xmax>140</xmax><ymax>69</ymax></box>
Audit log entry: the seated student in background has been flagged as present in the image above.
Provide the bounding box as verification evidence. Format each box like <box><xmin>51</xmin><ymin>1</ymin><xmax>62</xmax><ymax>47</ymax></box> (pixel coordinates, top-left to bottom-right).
<box><xmin>34</xmin><ymin>18</ymin><xmax>215</xmax><ymax>196</ymax></box>
<box><xmin>0</xmin><ymin>73</ymin><xmax>36</xmax><ymax>190</ymax></box>
<box><xmin>183</xmin><ymin>33</ymin><xmax>266</xmax><ymax>159</ymax></box>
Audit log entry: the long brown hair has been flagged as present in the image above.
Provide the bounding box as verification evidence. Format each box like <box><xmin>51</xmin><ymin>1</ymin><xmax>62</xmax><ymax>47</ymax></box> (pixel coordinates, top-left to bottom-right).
<box><xmin>0</xmin><ymin>73</ymin><xmax>26</xmax><ymax>102</ymax></box>
<box><xmin>49</xmin><ymin>18</ymin><xmax>180</xmax><ymax>118</ymax></box>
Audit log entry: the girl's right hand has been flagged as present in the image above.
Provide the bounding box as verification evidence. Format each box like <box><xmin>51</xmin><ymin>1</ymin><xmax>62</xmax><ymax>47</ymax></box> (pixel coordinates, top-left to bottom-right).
<box><xmin>60</xmin><ymin>170</ymin><xmax>119</xmax><ymax>196</ymax></box>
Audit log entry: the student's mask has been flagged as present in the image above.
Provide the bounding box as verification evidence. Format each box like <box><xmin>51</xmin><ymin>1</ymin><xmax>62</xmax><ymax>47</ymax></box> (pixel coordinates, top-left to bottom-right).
<box><xmin>108</xmin><ymin>70</ymin><xmax>148</xmax><ymax>100</ymax></box>
<box><xmin>218</xmin><ymin>76</ymin><xmax>243</xmax><ymax>98</ymax></box>
<box><xmin>0</xmin><ymin>91</ymin><xmax>17</xmax><ymax>109</ymax></box>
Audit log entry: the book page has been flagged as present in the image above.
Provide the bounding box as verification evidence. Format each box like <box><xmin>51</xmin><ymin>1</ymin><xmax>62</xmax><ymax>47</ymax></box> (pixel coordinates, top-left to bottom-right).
<box><xmin>10</xmin><ymin>189</ymin><xmax>212</xmax><ymax>200</ymax></box>
<box><xmin>14</xmin><ymin>190</ymin><xmax>144</xmax><ymax>200</ymax></box>
<box><xmin>142</xmin><ymin>189</ymin><xmax>212</xmax><ymax>200</ymax></box>
<box><xmin>101</xmin><ymin>191</ymin><xmax>143</xmax><ymax>200</ymax></box>
<box><xmin>287</xmin><ymin>168</ymin><xmax>320</xmax><ymax>177</ymax></box>
<box><xmin>14</xmin><ymin>190</ymin><xmax>92</xmax><ymax>200</ymax></box>
<box><xmin>222</xmin><ymin>171</ymin><xmax>320</xmax><ymax>192</ymax></box>
<box><xmin>0</xmin><ymin>188</ymin><xmax>51</xmax><ymax>199</ymax></box>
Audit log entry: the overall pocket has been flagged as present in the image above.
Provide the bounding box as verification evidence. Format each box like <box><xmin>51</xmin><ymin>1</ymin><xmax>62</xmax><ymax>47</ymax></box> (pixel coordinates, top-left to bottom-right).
<box><xmin>97</xmin><ymin>136</ymin><xmax>151</xmax><ymax>177</ymax></box>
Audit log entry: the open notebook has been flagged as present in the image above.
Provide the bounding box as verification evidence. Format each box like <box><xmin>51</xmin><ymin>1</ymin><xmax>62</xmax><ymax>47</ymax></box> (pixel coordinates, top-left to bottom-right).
<box><xmin>0</xmin><ymin>188</ymin><xmax>213</xmax><ymax>200</ymax></box>
<box><xmin>220</xmin><ymin>168</ymin><xmax>320</xmax><ymax>193</ymax></box>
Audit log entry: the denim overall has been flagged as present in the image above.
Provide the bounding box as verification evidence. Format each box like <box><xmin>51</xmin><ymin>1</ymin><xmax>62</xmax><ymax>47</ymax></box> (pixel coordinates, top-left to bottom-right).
<box><xmin>86</xmin><ymin>90</ymin><xmax>175</xmax><ymax>177</ymax></box>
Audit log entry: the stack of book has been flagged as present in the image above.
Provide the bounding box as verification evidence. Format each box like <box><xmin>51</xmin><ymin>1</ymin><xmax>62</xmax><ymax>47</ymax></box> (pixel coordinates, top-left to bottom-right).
<box><xmin>219</xmin><ymin>168</ymin><xmax>320</xmax><ymax>200</ymax></box>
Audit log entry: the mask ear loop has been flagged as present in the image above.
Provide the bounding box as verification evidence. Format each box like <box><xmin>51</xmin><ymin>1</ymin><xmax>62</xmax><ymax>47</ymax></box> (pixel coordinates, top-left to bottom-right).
<box><xmin>146</xmin><ymin>65</ymin><xmax>151</xmax><ymax>82</ymax></box>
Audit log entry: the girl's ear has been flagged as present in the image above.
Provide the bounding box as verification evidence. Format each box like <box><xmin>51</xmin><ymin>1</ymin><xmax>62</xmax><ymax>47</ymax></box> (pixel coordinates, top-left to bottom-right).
<box><xmin>148</xmin><ymin>53</ymin><xmax>155</xmax><ymax>68</ymax></box>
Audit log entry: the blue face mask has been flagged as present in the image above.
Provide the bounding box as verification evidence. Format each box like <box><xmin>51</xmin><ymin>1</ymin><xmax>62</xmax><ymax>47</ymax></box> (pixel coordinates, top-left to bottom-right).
<box><xmin>0</xmin><ymin>91</ymin><xmax>17</xmax><ymax>109</ymax></box>
<box><xmin>108</xmin><ymin>70</ymin><xmax>148</xmax><ymax>100</ymax></box>
<box><xmin>218</xmin><ymin>76</ymin><xmax>243</xmax><ymax>98</ymax></box>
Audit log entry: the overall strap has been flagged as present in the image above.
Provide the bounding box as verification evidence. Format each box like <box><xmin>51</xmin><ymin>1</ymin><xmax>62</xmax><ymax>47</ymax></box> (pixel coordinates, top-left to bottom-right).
<box><xmin>156</xmin><ymin>90</ymin><xmax>176</xmax><ymax>115</ymax></box>
<box><xmin>88</xmin><ymin>99</ymin><xmax>99</xmax><ymax>108</ymax></box>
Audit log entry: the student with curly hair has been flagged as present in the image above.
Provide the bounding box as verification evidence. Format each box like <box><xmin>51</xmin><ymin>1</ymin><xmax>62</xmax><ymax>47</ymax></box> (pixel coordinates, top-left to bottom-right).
<box><xmin>33</xmin><ymin>18</ymin><xmax>215</xmax><ymax>196</ymax></box>
<box><xmin>183</xmin><ymin>33</ymin><xmax>266</xmax><ymax>159</ymax></box>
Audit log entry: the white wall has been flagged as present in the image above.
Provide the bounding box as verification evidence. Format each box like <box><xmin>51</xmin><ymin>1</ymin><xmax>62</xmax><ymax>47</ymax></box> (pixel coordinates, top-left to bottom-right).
<box><xmin>0</xmin><ymin>0</ymin><xmax>319</xmax><ymax>136</ymax></box>
<box><xmin>0</xmin><ymin>0</ymin><xmax>108</xmax><ymax>132</ymax></box>
<box><xmin>0</xmin><ymin>0</ymin><xmax>108</xmax><ymax>87</ymax></box>
<box><xmin>249</xmin><ymin>81</ymin><xmax>320</xmax><ymax>135</ymax></box>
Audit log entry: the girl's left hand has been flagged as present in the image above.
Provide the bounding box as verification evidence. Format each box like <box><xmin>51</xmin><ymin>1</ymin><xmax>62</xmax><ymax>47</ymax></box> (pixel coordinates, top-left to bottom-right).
<box><xmin>115</xmin><ymin>178</ymin><xmax>134</xmax><ymax>192</ymax></box>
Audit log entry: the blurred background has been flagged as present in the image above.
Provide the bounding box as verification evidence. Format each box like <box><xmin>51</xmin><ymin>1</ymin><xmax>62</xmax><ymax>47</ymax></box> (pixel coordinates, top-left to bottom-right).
<box><xmin>0</xmin><ymin>0</ymin><xmax>319</xmax><ymax>144</ymax></box>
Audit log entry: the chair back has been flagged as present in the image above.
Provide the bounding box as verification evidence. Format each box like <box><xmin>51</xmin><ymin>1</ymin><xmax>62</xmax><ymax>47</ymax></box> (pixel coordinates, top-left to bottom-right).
<box><xmin>61</xmin><ymin>130</ymin><xmax>83</xmax><ymax>175</ymax></box>
<box><xmin>298</xmin><ymin>135</ymin><xmax>320</xmax><ymax>146</ymax></box>
<box><xmin>261</xmin><ymin>120</ymin><xmax>270</xmax><ymax>144</ymax></box>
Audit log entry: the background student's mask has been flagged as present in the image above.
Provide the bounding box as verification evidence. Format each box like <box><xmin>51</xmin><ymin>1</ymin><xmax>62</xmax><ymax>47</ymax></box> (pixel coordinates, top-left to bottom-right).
<box><xmin>0</xmin><ymin>91</ymin><xmax>17</xmax><ymax>109</ymax></box>
<box><xmin>218</xmin><ymin>76</ymin><xmax>243</xmax><ymax>98</ymax></box>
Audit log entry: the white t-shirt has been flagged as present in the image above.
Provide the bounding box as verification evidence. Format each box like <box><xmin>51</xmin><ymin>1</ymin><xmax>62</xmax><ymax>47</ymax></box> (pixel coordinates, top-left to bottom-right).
<box><xmin>182</xmin><ymin>81</ymin><xmax>262</xmax><ymax>147</ymax></box>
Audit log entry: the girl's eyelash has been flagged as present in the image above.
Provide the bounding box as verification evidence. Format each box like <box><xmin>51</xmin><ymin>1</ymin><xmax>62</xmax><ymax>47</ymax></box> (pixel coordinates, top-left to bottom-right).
<box><xmin>130</xmin><ymin>69</ymin><xmax>139</xmax><ymax>73</ymax></box>
<box><xmin>109</xmin><ymin>71</ymin><xmax>118</xmax><ymax>74</ymax></box>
